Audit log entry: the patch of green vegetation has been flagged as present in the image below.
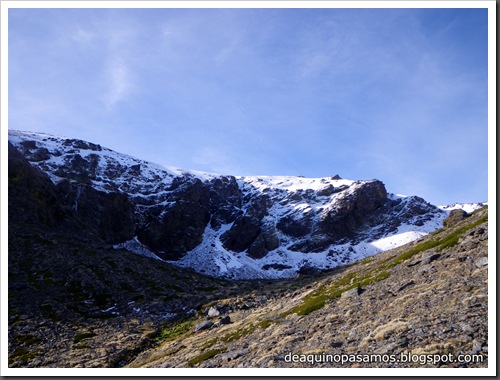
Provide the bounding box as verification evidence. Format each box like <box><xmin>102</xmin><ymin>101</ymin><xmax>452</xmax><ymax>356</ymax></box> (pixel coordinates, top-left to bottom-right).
<box><xmin>359</xmin><ymin>256</ymin><xmax>375</xmax><ymax>264</ymax></box>
<box><xmin>286</xmin><ymin>269</ymin><xmax>392</xmax><ymax>317</ymax></box>
<box><xmin>292</xmin><ymin>294</ymin><xmax>328</xmax><ymax>316</ymax></box>
<box><xmin>220</xmin><ymin>324</ymin><xmax>257</xmax><ymax>344</ymax></box>
<box><xmin>200</xmin><ymin>319</ymin><xmax>274</xmax><ymax>350</ymax></box>
<box><xmin>430</xmin><ymin>228</ymin><xmax>445</xmax><ymax>236</ymax></box>
<box><xmin>359</xmin><ymin>271</ymin><xmax>391</xmax><ymax>287</ymax></box>
<box><xmin>14</xmin><ymin>334</ymin><xmax>42</xmax><ymax>346</ymax></box>
<box><xmin>377</xmin><ymin>256</ymin><xmax>396</xmax><ymax>266</ymax></box>
<box><xmin>436</xmin><ymin>234</ymin><xmax>460</xmax><ymax>251</ymax></box>
<box><xmin>385</xmin><ymin>239</ymin><xmax>440</xmax><ymax>269</ymax></box>
<box><xmin>200</xmin><ymin>338</ymin><xmax>218</xmax><ymax>350</ymax></box>
<box><xmin>257</xmin><ymin>319</ymin><xmax>276</xmax><ymax>329</ymax></box>
<box><xmin>187</xmin><ymin>348</ymin><xmax>227</xmax><ymax>367</ymax></box>
<box><xmin>157</xmin><ymin>318</ymin><xmax>196</xmax><ymax>344</ymax></box>
<box><xmin>73</xmin><ymin>332</ymin><xmax>96</xmax><ymax>344</ymax></box>
<box><xmin>436</xmin><ymin>214</ymin><xmax>488</xmax><ymax>252</ymax></box>
<box><xmin>8</xmin><ymin>347</ymin><xmax>40</xmax><ymax>366</ymax></box>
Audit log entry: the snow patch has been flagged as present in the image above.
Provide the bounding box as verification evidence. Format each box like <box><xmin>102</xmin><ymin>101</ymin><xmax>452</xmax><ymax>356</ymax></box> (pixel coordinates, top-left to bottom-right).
<box><xmin>439</xmin><ymin>203</ymin><xmax>487</xmax><ymax>214</ymax></box>
<box><xmin>113</xmin><ymin>237</ymin><xmax>164</xmax><ymax>261</ymax></box>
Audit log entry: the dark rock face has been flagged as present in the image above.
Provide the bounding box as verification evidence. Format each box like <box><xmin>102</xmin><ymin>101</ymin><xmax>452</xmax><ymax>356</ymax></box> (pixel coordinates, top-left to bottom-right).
<box><xmin>8</xmin><ymin>142</ymin><xmax>66</xmax><ymax>228</ymax></box>
<box><xmin>221</xmin><ymin>195</ymin><xmax>271</xmax><ymax>254</ymax></box>
<box><xmin>208</xmin><ymin>176</ymin><xmax>242</xmax><ymax>228</ymax></box>
<box><xmin>9</xmin><ymin>142</ymin><xmax>135</xmax><ymax>244</ymax></box>
<box><xmin>137</xmin><ymin>180</ymin><xmax>211</xmax><ymax>260</ymax></box>
<box><xmin>319</xmin><ymin>180</ymin><xmax>387</xmax><ymax>239</ymax></box>
<box><xmin>56</xmin><ymin>181</ymin><xmax>136</xmax><ymax>244</ymax></box>
<box><xmin>277</xmin><ymin>213</ymin><xmax>313</xmax><ymax>238</ymax></box>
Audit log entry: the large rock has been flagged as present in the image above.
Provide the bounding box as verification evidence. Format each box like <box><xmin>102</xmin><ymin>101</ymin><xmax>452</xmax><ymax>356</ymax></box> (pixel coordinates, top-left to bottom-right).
<box><xmin>443</xmin><ymin>209</ymin><xmax>470</xmax><ymax>228</ymax></box>
<box><xmin>194</xmin><ymin>320</ymin><xmax>214</xmax><ymax>332</ymax></box>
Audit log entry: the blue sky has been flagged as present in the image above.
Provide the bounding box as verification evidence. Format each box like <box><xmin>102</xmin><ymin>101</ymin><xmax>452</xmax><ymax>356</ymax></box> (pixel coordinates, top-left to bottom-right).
<box><xmin>7</xmin><ymin>6</ymin><xmax>489</xmax><ymax>205</ymax></box>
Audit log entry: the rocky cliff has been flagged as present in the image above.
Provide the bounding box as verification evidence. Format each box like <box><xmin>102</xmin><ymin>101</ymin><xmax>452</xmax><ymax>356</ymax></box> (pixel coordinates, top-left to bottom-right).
<box><xmin>8</xmin><ymin>130</ymin><xmax>454</xmax><ymax>279</ymax></box>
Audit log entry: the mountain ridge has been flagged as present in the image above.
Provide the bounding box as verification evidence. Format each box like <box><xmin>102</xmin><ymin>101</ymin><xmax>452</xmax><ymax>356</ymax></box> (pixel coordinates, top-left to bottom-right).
<box><xmin>8</xmin><ymin>129</ymin><xmax>485</xmax><ymax>279</ymax></box>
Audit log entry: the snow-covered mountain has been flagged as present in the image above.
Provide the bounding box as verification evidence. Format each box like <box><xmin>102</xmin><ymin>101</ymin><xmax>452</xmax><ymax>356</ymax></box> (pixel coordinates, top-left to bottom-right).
<box><xmin>8</xmin><ymin>130</ymin><xmax>485</xmax><ymax>279</ymax></box>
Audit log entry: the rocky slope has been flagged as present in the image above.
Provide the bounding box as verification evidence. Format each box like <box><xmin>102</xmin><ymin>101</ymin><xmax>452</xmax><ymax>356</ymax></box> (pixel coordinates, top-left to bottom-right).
<box><xmin>126</xmin><ymin>206</ymin><xmax>489</xmax><ymax>369</ymax></box>
<box><xmin>7</xmin><ymin>129</ymin><xmax>467</xmax><ymax>279</ymax></box>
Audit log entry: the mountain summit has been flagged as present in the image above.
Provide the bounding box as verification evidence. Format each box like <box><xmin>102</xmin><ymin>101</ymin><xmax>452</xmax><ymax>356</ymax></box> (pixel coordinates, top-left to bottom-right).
<box><xmin>8</xmin><ymin>130</ymin><xmax>483</xmax><ymax>279</ymax></box>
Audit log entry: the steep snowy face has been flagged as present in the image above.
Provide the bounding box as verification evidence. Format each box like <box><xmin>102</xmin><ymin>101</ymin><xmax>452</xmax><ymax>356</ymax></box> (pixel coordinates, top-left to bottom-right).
<box><xmin>7</xmin><ymin>130</ymin><xmax>201</xmax><ymax>202</ymax></box>
<box><xmin>9</xmin><ymin>130</ymin><xmax>453</xmax><ymax>279</ymax></box>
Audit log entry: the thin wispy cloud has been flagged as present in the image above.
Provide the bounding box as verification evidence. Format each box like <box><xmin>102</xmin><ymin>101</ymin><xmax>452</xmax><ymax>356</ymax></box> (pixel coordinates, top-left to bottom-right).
<box><xmin>72</xmin><ymin>26</ymin><xmax>95</xmax><ymax>44</ymax></box>
<box><xmin>104</xmin><ymin>58</ymin><xmax>133</xmax><ymax>109</ymax></box>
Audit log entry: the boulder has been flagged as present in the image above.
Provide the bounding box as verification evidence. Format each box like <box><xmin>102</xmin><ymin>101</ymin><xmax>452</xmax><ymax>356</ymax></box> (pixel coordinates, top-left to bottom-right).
<box><xmin>474</xmin><ymin>257</ymin><xmax>488</xmax><ymax>268</ymax></box>
<box><xmin>443</xmin><ymin>209</ymin><xmax>470</xmax><ymax>228</ymax></box>
<box><xmin>194</xmin><ymin>320</ymin><xmax>214</xmax><ymax>332</ymax></box>
<box><xmin>207</xmin><ymin>307</ymin><xmax>220</xmax><ymax>317</ymax></box>
<box><xmin>219</xmin><ymin>316</ymin><xmax>231</xmax><ymax>325</ymax></box>
<box><xmin>221</xmin><ymin>348</ymin><xmax>248</xmax><ymax>361</ymax></box>
<box><xmin>341</xmin><ymin>286</ymin><xmax>361</xmax><ymax>299</ymax></box>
